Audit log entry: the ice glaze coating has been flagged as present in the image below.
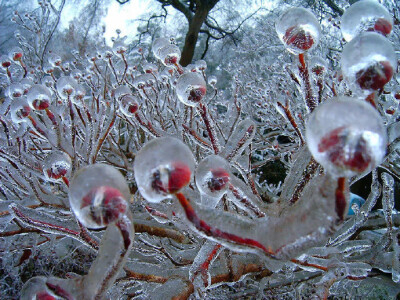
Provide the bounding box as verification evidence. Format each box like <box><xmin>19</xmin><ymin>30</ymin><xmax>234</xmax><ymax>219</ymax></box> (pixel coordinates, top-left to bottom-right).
<box><xmin>176</xmin><ymin>72</ymin><xmax>207</xmax><ymax>106</ymax></box>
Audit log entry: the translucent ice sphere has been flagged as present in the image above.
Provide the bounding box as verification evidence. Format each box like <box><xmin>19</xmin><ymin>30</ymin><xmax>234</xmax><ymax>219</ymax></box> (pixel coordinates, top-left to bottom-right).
<box><xmin>176</xmin><ymin>72</ymin><xmax>206</xmax><ymax>106</ymax></box>
<box><xmin>341</xmin><ymin>0</ymin><xmax>393</xmax><ymax>42</ymax></box>
<box><xmin>306</xmin><ymin>97</ymin><xmax>386</xmax><ymax>178</ymax></box>
<box><xmin>195</xmin><ymin>155</ymin><xmax>231</xmax><ymax>200</ymax></box>
<box><xmin>26</xmin><ymin>84</ymin><xmax>52</xmax><ymax>110</ymax></box>
<box><xmin>159</xmin><ymin>44</ymin><xmax>181</xmax><ymax>66</ymax></box>
<box><xmin>69</xmin><ymin>164</ymin><xmax>130</xmax><ymax>229</ymax></box>
<box><xmin>10</xmin><ymin>98</ymin><xmax>30</xmax><ymax>124</ymax></box>
<box><xmin>275</xmin><ymin>7</ymin><xmax>321</xmax><ymax>55</ymax></box>
<box><xmin>56</xmin><ymin>76</ymin><xmax>78</xmax><ymax>99</ymax></box>
<box><xmin>152</xmin><ymin>37</ymin><xmax>170</xmax><ymax>59</ymax></box>
<box><xmin>43</xmin><ymin>151</ymin><xmax>72</xmax><ymax>182</ymax></box>
<box><xmin>341</xmin><ymin>32</ymin><xmax>396</xmax><ymax>93</ymax></box>
<box><xmin>134</xmin><ymin>137</ymin><xmax>195</xmax><ymax>203</ymax></box>
<box><xmin>120</xmin><ymin>95</ymin><xmax>139</xmax><ymax>117</ymax></box>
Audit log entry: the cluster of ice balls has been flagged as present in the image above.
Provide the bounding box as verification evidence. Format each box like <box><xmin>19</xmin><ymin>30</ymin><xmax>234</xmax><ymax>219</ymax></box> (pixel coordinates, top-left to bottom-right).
<box><xmin>340</xmin><ymin>0</ymin><xmax>395</xmax><ymax>94</ymax></box>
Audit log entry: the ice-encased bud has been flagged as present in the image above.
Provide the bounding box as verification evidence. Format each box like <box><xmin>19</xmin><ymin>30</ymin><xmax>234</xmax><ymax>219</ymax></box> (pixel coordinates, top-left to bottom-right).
<box><xmin>0</xmin><ymin>55</ymin><xmax>11</xmax><ymax>68</ymax></box>
<box><xmin>143</xmin><ymin>62</ymin><xmax>158</xmax><ymax>73</ymax></box>
<box><xmin>9</xmin><ymin>46</ymin><xmax>23</xmax><ymax>61</ymax></box>
<box><xmin>10</xmin><ymin>98</ymin><xmax>30</xmax><ymax>124</ymax></box>
<box><xmin>43</xmin><ymin>151</ymin><xmax>71</xmax><ymax>182</ymax></box>
<box><xmin>72</xmin><ymin>84</ymin><xmax>86</xmax><ymax>104</ymax></box>
<box><xmin>113</xmin><ymin>85</ymin><xmax>131</xmax><ymax>100</ymax></box>
<box><xmin>69</xmin><ymin>164</ymin><xmax>130</xmax><ymax>229</ymax></box>
<box><xmin>112</xmin><ymin>39</ymin><xmax>127</xmax><ymax>54</ymax></box>
<box><xmin>20</xmin><ymin>78</ymin><xmax>33</xmax><ymax>95</ymax></box>
<box><xmin>341</xmin><ymin>0</ymin><xmax>393</xmax><ymax>42</ymax></box>
<box><xmin>208</xmin><ymin>75</ymin><xmax>217</xmax><ymax>86</ymax></box>
<box><xmin>306</xmin><ymin>97</ymin><xmax>386</xmax><ymax>178</ymax></box>
<box><xmin>310</xmin><ymin>56</ymin><xmax>328</xmax><ymax>77</ymax></box>
<box><xmin>275</xmin><ymin>7</ymin><xmax>321</xmax><ymax>55</ymax></box>
<box><xmin>48</xmin><ymin>53</ymin><xmax>62</xmax><ymax>67</ymax></box>
<box><xmin>195</xmin><ymin>155</ymin><xmax>231</xmax><ymax>201</ymax></box>
<box><xmin>341</xmin><ymin>32</ymin><xmax>396</xmax><ymax>93</ymax></box>
<box><xmin>159</xmin><ymin>44</ymin><xmax>181</xmax><ymax>66</ymax></box>
<box><xmin>133</xmin><ymin>73</ymin><xmax>155</xmax><ymax>90</ymax></box>
<box><xmin>195</xmin><ymin>60</ymin><xmax>207</xmax><ymax>71</ymax></box>
<box><xmin>120</xmin><ymin>94</ymin><xmax>139</xmax><ymax>116</ymax></box>
<box><xmin>176</xmin><ymin>72</ymin><xmax>206</xmax><ymax>106</ymax></box>
<box><xmin>6</xmin><ymin>83</ymin><xmax>24</xmax><ymax>99</ymax></box>
<box><xmin>134</xmin><ymin>137</ymin><xmax>195</xmax><ymax>203</ymax></box>
<box><xmin>27</xmin><ymin>84</ymin><xmax>52</xmax><ymax>110</ymax></box>
<box><xmin>56</xmin><ymin>76</ymin><xmax>78</xmax><ymax>99</ymax></box>
<box><xmin>152</xmin><ymin>37</ymin><xmax>170</xmax><ymax>59</ymax></box>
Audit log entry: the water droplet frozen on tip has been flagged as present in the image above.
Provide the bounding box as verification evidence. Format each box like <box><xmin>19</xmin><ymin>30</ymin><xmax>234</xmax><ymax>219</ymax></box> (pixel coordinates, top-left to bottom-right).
<box><xmin>341</xmin><ymin>0</ymin><xmax>393</xmax><ymax>42</ymax></box>
<box><xmin>26</xmin><ymin>84</ymin><xmax>52</xmax><ymax>110</ymax></box>
<box><xmin>119</xmin><ymin>94</ymin><xmax>139</xmax><ymax>117</ymax></box>
<box><xmin>134</xmin><ymin>137</ymin><xmax>195</xmax><ymax>203</ymax></box>
<box><xmin>8</xmin><ymin>46</ymin><xmax>23</xmax><ymax>61</ymax></box>
<box><xmin>43</xmin><ymin>151</ymin><xmax>71</xmax><ymax>182</ymax></box>
<box><xmin>6</xmin><ymin>83</ymin><xmax>24</xmax><ymax>99</ymax></box>
<box><xmin>152</xmin><ymin>37</ymin><xmax>170</xmax><ymax>59</ymax></box>
<box><xmin>305</xmin><ymin>97</ymin><xmax>386</xmax><ymax>178</ymax></box>
<box><xmin>158</xmin><ymin>44</ymin><xmax>181</xmax><ymax>66</ymax></box>
<box><xmin>48</xmin><ymin>52</ymin><xmax>62</xmax><ymax>67</ymax></box>
<box><xmin>341</xmin><ymin>32</ymin><xmax>396</xmax><ymax>93</ymax></box>
<box><xmin>10</xmin><ymin>98</ymin><xmax>31</xmax><ymax>124</ymax></box>
<box><xmin>195</xmin><ymin>155</ymin><xmax>231</xmax><ymax>202</ymax></box>
<box><xmin>176</xmin><ymin>72</ymin><xmax>206</xmax><ymax>106</ymax></box>
<box><xmin>275</xmin><ymin>7</ymin><xmax>321</xmax><ymax>55</ymax></box>
<box><xmin>69</xmin><ymin>164</ymin><xmax>130</xmax><ymax>229</ymax></box>
<box><xmin>56</xmin><ymin>76</ymin><xmax>78</xmax><ymax>99</ymax></box>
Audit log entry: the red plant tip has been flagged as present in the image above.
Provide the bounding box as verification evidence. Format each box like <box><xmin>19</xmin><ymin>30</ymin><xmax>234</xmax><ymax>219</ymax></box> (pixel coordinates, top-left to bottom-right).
<box><xmin>151</xmin><ymin>161</ymin><xmax>192</xmax><ymax>195</ymax></box>
<box><xmin>13</xmin><ymin>52</ymin><xmax>23</xmax><ymax>60</ymax></box>
<box><xmin>17</xmin><ymin>105</ymin><xmax>31</xmax><ymax>119</ymax></box>
<box><xmin>312</xmin><ymin>65</ymin><xmax>325</xmax><ymax>75</ymax></box>
<box><xmin>188</xmin><ymin>86</ymin><xmax>206</xmax><ymax>103</ymax></box>
<box><xmin>165</xmin><ymin>55</ymin><xmax>178</xmax><ymax>65</ymax></box>
<box><xmin>81</xmin><ymin>186</ymin><xmax>127</xmax><ymax>225</ymax></box>
<box><xmin>128</xmin><ymin>102</ymin><xmax>139</xmax><ymax>114</ymax></box>
<box><xmin>394</xmin><ymin>93</ymin><xmax>400</xmax><ymax>100</ymax></box>
<box><xmin>46</xmin><ymin>163</ymin><xmax>69</xmax><ymax>180</ymax></box>
<box><xmin>145</xmin><ymin>69</ymin><xmax>152</xmax><ymax>73</ymax></box>
<box><xmin>2</xmin><ymin>61</ymin><xmax>11</xmax><ymax>68</ymax></box>
<box><xmin>367</xmin><ymin>18</ymin><xmax>392</xmax><ymax>36</ymax></box>
<box><xmin>36</xmin><ymin>292</ymin><xmax>56</xmax><ymax>300</ymax></box>
<box><xmin>318</xmin><ymin>126</ymin><xmax>372</xmax><ymax>173</ymax></box>
<box><xmin>32</xmin><ymin>99</ymin><xmax>50</xmax><ymax>110</ymax></box>
<box><xmin>13</xmin><ymin>91</ymin><xmax>22</xmax><ymax>98</ymax></box>
<box><xmin>356</xmin><ymin>60</ymin><xmax>393</xmax><ymax>91</ymax></box>
<box><xmin>208</xmin><ymin>168</ymin><xmax>230</xmax><ymax>192</ymax></box>
<box><xmin>283</xmin><ymin>25</ymin><xmax>314</xmax><ymax>51</ymax></box>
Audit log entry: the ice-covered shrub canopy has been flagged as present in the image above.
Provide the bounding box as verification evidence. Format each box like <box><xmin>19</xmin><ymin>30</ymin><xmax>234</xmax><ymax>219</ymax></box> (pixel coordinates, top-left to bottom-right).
<box><xmin>0</xmin><ymin>1</ymin><xmax>400</xmax><ymax>299</ymax></box>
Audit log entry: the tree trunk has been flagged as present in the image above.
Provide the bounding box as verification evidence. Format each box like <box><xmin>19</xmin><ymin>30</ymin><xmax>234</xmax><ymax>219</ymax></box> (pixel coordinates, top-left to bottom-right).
<box><xmin>179</xmin><ymin>6</ymin><xmax>209</xmax><ymax>67</ymax></box>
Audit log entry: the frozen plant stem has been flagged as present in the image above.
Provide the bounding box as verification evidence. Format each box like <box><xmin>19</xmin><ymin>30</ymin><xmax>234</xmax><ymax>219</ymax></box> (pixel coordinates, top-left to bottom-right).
<box><xmin>298</xmin><ymin>53</ymin><xmax>317</xmax><ymax>112</ymax></box>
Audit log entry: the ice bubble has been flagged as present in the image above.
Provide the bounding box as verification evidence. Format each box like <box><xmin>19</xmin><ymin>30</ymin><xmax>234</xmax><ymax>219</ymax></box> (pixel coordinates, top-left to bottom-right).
<box><xmin>134</xmin><ymin>137</ymin><xmax>195</xmax><ymax>203</ymax></box>
<box><xmin>10</xmin><ymin>98</ymin><xmax>31</xmax><ymax>124</ymax></box>
<box><xmin>27</xmin><ymin>84</ymin><xmax>52</xmax><ymax>110</ymax></box>
<box><xmin>341</xmin><ymin>32</ymin><xmax>396</xmax><ymax>93</ymax></box>
<box><xmin>56</xmin><ymin>76</ymin><xmax>78</xmax><ymax>99</ymax></box>
<box><xmin>152</xmin><ymin>37</ymin><xmax>170</xmax><ymax>59</ymax></box>
<box><xmin>306</xmin><ymin>96</ymin><xmax>386</xmax><ymax>178</ymax></box>
<box><xmin>176</xmin><ymin>72</ymin><xmax>206</xmax><ymax>106</ymax></box>
<box><xmin>43</xmin><ymin>151</ymin><xmax>71</xmax><ymax>182</ymax></box>
<box><xmin>341</xmin><ymin>0</ymin><xmax>393</xmax><ymax>42</ymax></box>
<box><xmin>69</xmin><ymin>164</ymin><xmax>130</xmax><ymax>229</ymax></box>
<box><xmin>195</xmin><ymin>155</ymin><xmax>231</xmax><ymax>201</ymax></box>
<box><xmin>275</xmin><ymin>7</ymin><xmax>321</xmax><ymax>55</ymax></box>
<box><xmin>119</xmin><ymin>94</ymin><xmax>139</xmax><ymax>117</ymax></box>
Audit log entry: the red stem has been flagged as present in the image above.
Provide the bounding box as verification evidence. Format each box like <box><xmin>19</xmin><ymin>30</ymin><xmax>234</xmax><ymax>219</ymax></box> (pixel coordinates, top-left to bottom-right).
<box><xmin>298</xmin><ymin>53</ymin><xmax>317</xmax><ymax>112</ymax></box>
